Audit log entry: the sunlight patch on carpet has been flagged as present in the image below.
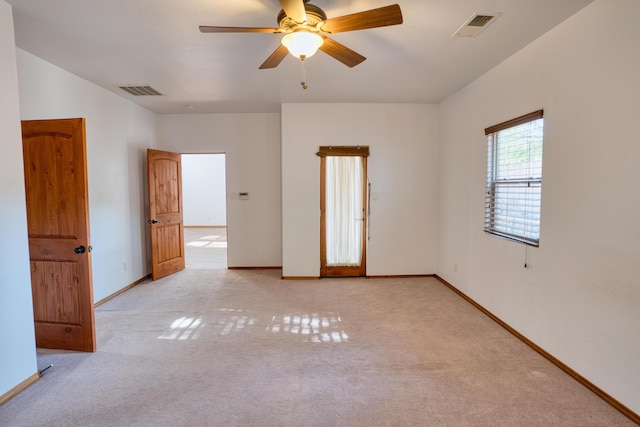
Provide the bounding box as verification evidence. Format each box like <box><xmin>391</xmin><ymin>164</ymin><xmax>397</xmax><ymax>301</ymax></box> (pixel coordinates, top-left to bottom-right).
<box><xmin>267</xmin><ymin>312</ymin><xmax>349</xmax><ymax>343</ymax></box>
<box><xmin>215</xmin><ymin>308</ymin><xmax>258</xmax><ymax>335</ymax></box>
<box><xmin>186</xmin><ymin>240</ymin><xmax>227</xmax><ymax>248</ymax></box>
<box><xmin>158</xmin><ymin>316</ymin><xmax>204</xmax><ymax>340</ymax></box>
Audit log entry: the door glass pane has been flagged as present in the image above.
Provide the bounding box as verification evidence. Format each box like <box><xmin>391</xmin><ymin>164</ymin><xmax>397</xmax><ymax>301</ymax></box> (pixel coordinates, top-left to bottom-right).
<box><xmin>325</xmin><ymin>156</ymin><xmax>363</xmax><ymax>266</ymax></box>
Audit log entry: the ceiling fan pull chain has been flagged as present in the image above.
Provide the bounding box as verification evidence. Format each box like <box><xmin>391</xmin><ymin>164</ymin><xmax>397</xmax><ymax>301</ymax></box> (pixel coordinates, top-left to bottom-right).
<box><xmin>300</xmin><ymin>55</ymin><xmax>308</xmax><ymax>90</ymax></box>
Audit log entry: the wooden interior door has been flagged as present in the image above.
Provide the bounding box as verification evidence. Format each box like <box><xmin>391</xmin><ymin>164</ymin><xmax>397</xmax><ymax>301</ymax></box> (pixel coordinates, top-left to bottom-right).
<box><xmin>147</xmin><ymin>149</ymin><xmax>185</xmax><ymax>280</ymax></box>
<box><xmin>319</xmin><ymin>147</ymin><xmax>368</xmax><ymax>277</ymax></box>
<box><xmin>22</xmin><ymin>118</ymin><xmax>96</xmax><ymax>352</ymax></box>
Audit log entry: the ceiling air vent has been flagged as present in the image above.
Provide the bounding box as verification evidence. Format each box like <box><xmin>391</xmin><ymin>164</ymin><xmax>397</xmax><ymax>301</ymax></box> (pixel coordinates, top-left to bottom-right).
<box><xmin>453</xmin><ymin>13</ymin><xmax>501</xmax><ymax>38</ymax></box>
<box><xmin>119</xmin><ymin>85</ymin><xmax>163</xmax><ymax>96</ymax></box>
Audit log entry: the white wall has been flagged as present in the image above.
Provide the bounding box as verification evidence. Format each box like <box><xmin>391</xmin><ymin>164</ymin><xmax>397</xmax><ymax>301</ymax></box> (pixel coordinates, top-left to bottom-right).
<box><xmin>437</xmin><ymin>0</ymin><xmax>640</xmax><ymax>414</ymax></box>
<box><xmin>0</xmin><ymin>0</ymin><xmax>38</xmax><ymax>397</ymax></box>
<box><xmin>157</xmin><ymin>114</ymin><xmax>281</xmax><ymax>267</ymax></box>
<box><xmin>182</xmin><ymin>154</ymin><xmax>227</xmax><ymax>227</ymax></box>
<box><xmin>281</xmin><ymin>103</ymin><xmax>438</xmax><ymax>277</ymax></box>
<box><xmin>17</xmin><ymin>49</ymin><xmax>157</xmax><ymax>302</ymax></box>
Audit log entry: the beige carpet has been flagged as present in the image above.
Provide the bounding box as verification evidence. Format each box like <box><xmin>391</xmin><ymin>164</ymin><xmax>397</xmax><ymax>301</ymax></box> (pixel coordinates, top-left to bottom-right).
<box><xmin>0</xmin><ymin>269</ymin><xmax>633</xmax><ymax>426</ymax></box>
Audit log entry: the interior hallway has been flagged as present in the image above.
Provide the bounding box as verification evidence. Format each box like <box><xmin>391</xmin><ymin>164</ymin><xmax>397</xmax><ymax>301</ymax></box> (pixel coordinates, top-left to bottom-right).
<box><xmin>184</xmin><ymin>226</ymin><xmax>227</xmax><ymax>270</ymax></box>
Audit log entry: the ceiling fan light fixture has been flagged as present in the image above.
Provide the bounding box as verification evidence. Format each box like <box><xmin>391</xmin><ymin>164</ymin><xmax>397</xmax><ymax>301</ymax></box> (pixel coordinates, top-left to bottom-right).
<box><xmin>281</xmin><ymin>31</ymin><xmax>324</xmax><ymax>59</ymax></box>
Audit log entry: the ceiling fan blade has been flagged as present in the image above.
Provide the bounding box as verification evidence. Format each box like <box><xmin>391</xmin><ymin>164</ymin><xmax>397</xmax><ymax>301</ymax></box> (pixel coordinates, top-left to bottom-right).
<box><xmin>320</xmin><ymin>4</ymin><xmax>403</xmax><ymax>34</ymax></box>
<box><xmin>199</xmin><ymin>26</ymin><xmax>282</xmax><ymax>33</ymax></box>
<box><xmin>279</xmin><ymin>0</ymin><xmax>307</xmax><ymax>24</ymax></box>
<box><xmin>319</xmin><ymin>37</ymin><xmax>366</xmax><ymax>68</ymax></box>
<box><xmin>259</xmin><ymin>44</ymin><xmax>290</xmax><ymax>69</ymax></box>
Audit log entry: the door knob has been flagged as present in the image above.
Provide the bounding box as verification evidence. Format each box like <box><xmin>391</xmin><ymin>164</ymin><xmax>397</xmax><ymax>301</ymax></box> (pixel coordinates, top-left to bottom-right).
<box><xmin>74</xmin><ymin>246</ymin><xmax>86</xmax><ymax>254</ymax></box>
<box><xmin>148</xmin><ymin>219</ymin><xmax>158</xmax><ymax>224</ymax></box>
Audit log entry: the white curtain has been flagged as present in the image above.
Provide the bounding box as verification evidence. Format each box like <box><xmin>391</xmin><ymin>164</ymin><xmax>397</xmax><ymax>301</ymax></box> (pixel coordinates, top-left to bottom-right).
<box><xmin>326</xmin><ymin>156</ymin><xmax>363</xmax><ymax>266</ymax></box>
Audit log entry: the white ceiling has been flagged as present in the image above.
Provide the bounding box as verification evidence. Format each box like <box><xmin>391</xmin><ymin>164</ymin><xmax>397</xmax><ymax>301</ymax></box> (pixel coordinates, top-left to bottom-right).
<box><xmin>7</xmin><ymin>0</ymin><xmax>594</xmax><ymax>114</ymax></box>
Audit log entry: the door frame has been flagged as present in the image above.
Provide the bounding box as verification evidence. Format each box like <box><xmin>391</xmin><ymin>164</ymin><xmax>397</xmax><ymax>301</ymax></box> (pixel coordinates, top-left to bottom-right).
<box><xmin>148</xmin><ymin>150</ymin><xmax>230</xmax><ymax>278</ymax></box>
<box><xmin>318</xmin><ymin>146</ymin><xmax>369</xmax><ymax>277</ymax></box>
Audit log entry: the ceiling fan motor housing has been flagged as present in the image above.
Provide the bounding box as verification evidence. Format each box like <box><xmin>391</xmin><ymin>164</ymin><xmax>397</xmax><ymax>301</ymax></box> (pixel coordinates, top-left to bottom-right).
<box><xmin>277</xmin><ymin>3</ymin><xmax>327</xmax><ymax>32</ymax></box>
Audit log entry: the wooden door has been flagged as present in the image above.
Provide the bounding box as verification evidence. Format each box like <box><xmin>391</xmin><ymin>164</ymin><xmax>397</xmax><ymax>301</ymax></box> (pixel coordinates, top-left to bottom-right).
<box><xmin>319</xmin><ymin>147</ymin><xmax>368</xmax><ymax>277</ymax></box>
<box><xmin>22</xmin><ymin>118</ymin><xmax>96</xmax><ymax>352</ymax></box>
<box><xmin>147</xmin><ymin>149</ymin><xmax>185</xmax><ymax>280</ymax></box>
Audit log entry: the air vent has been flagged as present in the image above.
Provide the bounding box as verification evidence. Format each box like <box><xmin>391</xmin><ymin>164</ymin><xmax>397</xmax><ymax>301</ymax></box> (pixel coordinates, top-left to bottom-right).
<box><xmin>119</xmin><ymin>86</ymin><xmax>163</xmax><ymax>96</ymax></box>
<box><xmin>453</xmin><ymin>13</ymin><xmax>501</xmax><ymax>38</ymax></box>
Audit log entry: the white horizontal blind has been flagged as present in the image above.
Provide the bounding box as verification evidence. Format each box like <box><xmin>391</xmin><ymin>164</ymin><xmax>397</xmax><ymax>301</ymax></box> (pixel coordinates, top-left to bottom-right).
<box><xmin>485</xmin><ymin>111</ymin><xmax>544</xmax><ymax>246</ymax></box>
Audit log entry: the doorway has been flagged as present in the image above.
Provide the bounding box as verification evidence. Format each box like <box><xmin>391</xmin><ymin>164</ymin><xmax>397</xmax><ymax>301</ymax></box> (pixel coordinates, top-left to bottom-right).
<box><xmin>319</xmin><ymin>146</ymin><xmax>369</xmax><ymax>277</ymax></box>
<box><xmin>181</xmin><ymin>154</ymin><xmax>228</xmax><ymax>269</ymax></box>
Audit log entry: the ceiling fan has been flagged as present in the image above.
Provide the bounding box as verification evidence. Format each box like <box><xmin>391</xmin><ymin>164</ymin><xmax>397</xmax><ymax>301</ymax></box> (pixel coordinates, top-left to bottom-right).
<box><xmin>199</xmin><ymin>0</ymin><xmax>403</xmax><ymax>70</ymax></box>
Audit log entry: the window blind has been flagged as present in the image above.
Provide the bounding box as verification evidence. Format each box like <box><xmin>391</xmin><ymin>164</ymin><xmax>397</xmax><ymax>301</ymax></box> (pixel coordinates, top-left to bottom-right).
<box><xmin>485</xmin><ymin>110</ymin><xmax>544</xmax><ymax>246</ymax></box>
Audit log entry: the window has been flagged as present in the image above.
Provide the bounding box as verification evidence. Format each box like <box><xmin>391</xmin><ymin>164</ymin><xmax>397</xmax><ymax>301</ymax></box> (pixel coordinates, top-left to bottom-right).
<box><xmin>484</xmin><ymin>110</ymin><xmax>544</xmax><ymax>246</ymax></box>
